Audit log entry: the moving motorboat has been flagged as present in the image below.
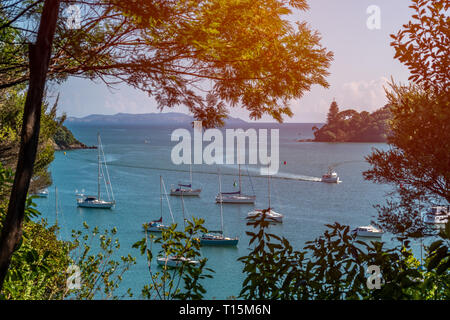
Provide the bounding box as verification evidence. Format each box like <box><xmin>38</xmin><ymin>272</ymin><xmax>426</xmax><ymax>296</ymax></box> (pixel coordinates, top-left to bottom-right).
<box><xmin>322</xmin><ymin>167</ymin><xmax>340</xmax><ymax>183</ymax></box>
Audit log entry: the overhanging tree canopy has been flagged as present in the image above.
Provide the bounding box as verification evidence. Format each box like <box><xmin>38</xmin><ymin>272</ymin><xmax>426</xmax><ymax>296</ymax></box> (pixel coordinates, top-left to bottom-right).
<box><xmin>1</xmin><ymin>0</ymin><xmax>333</xmax><ymax>126</ymax></box>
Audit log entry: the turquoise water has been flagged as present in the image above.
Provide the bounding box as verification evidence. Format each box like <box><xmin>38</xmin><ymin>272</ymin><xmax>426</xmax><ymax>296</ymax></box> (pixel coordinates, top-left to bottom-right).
<box><xmin>33</xmin><ymin>123</ymin><xmax>423</xmax><ymax>299</ymax></box>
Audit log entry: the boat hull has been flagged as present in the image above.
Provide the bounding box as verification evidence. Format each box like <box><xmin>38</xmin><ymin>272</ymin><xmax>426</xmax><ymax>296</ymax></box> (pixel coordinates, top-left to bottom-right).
<box><xmin>33</xmin><ymin>189</ymin><xmax>49</xmax><ymax>198</ymax></box>
<box><xmin>247</xmin><ymin>209</ymin><xmax>283</xmax><ymax>222</ymax></box>
<box><xmin>144</xmin><ymin>223</ymin><xmax>168</xmax><ymax>232</ymax></box>
<box><xmin>157</xmin><ymin>257</ymin><xmax>199</xmax><ymax>268</ymax></box>
<box><xmin>216</xmin><ymin>195</ymin><xmax>256</xmax><ymax>204</ymax></box>
<box><xmin>170</xmin><ymin>188</ymin><xmax>201</xmax><ymax>196</ymax></box>
<box><xmin>199</xmin><ymin>237</ymin><xmax>238</xmax><ymax>246</ymax></box>
<box><xmin>321</xmin><ymin>177</ymin><xmax>340</xmax><ymax>183</ymax></box>
<box><xmin>200</xmin><ymin>239</ymin><xmax>238</xmax><ymax>246</ymax></box>
<box><xmin>354</xmin><ymin>231</ymin><xmax>383</xmax><ymax>238</ymax></box>
<box><xmin>77</xmin><ymin>199</ymin><xmax>115</xmax><ymax>209</ymax></box>
<box><xmin>423</xmin><ymin>215</ymin><xmax>449</xmax><ymax>224</ymax></box>
<box><xmin>34</xmin><ymin>193</ymin><xmax>49</xmax><ymax>198</ymax></box>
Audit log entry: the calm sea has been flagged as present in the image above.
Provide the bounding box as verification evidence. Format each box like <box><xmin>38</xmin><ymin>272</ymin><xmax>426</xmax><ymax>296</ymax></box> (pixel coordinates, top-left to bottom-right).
<box><xmin>33</xmin><ymin>123</ymin><xmax>426</xmax><ymax>299</ymax></box>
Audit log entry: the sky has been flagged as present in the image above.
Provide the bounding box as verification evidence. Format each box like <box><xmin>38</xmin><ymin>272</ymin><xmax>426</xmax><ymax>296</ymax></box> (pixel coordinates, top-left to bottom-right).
<box><xmin>54</xmin><ymin>0</ymin><xmax>415</xmax><ymax>123</ymax></box>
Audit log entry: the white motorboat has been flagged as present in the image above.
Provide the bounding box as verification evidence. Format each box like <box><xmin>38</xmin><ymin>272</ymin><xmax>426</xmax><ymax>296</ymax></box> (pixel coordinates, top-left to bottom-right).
<box><xmin>77</xmin><ymin>133</ymin><xmax>115</xmax><ymax>209</ymax></box>
<box><xmin>423</xmin><ymin>206</ymin><xmax>450</xmax><ymax>224</ymax></box>
<box><xmin>352</xmin><ymin>225</ymin><xmax>384</xmax><ymax>238</ymax></box>
<box><xmin>321</xmin><ymin>167</ymin><xmax>340</xmax><ymax>183</ymax></box>
<box><xmin>170</xmin><ymin>164</ymin><xmax>201</xmax><ymax>196</ymax></box>
<box><xmin>216</xmin><ymin>164</ymin><xmax>255</xmax><ymax>204</ymax></box>
<box><xmin>156</xmin><ymin>256</ymin><xmax>200</xmax><ymax>268</ymax></box>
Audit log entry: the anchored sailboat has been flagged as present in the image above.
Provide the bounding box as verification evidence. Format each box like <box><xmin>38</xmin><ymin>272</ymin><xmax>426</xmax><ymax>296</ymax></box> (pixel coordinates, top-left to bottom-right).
<box><xmin>200</xmin><ymin>169</ymin><xmax>238</xmax><ymax>246</ymax></box>
<box><xmin>216</xmin><ymin>164</ymin><xmax>255</xmax><ymax>204</ymax></box>
<box><xmin>33</xmin><ymin>188</ymin><xmax>49</xmax><ymax>198</ymax></box>
<box><xmin>170</xmin><ymin>164</ymin><xmax>201</xmax><ymax>196</ymax></box>
<box><xmin>157</xmin><ymin>190</ymin><xmax>200</xmax><ymax>267</ymax></box>
<box><xmin>247</xmin><ymin>171</ymin><xmax>283</xmax><ymax>223</ymax></box>
<box><xmin>77</xmin><ymin>133</ymin><xmax>115</xmax><ymax>209</ymax></box>
<box><xmin>146</xmin><ymin>176</ymin><xmax>175</xmax><ymax>232</ymax></box>
<box><xmin>156</xmin><ymin>256</ymin><xmax>200</xmax><ymax>268</ymax></box>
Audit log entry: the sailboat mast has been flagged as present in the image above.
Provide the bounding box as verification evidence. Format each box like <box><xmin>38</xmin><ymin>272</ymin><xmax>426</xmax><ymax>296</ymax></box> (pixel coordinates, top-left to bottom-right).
<box><xmin>97</xmin><ymin>132</ymin><xmax>101</xmax><ymax>200</ymax></box>
<box><xmin>55</xmin><ymin>186</ymin><xmax>58</xmax><ymax>239</ymax></box>
<box><xmin>160</xmin><ymin>175</ymin><xmax>163</xmax><ymax>219</ymax></box>
<box><xmin>181</xmin><ymin>193</ymin><xmax>186</xmax><ymax>229</ymax></box>
<box><xmin>268</xmin><ymin>173</ymin><xmax>271</xmax><ymax>209</ymax></box>
<box><xmin>238</xmin><ymin>163</ymin><xmax>242</xmax><ymax>194</ymax></box>
<box><xmin>237</xmin><ymin>143</ymin><xmax>242</xmax><ymax>194</ymax></box>
<box><xmin>218</xmin><ymin>169</ymin><xmax>224</xmax><ymax>233</ymax></box>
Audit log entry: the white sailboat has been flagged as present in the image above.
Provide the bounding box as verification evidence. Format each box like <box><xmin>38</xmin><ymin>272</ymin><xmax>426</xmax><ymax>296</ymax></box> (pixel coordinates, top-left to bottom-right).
<box><xmin>146</xmin><ymin>176</ymin><xmax>175</xmax><ymax>232</ymax></box>
<box><xmin>156</xmin><ymin>256</ymin><xmax>200</xmax><ymax>268</ymax></box>
<box><xmin>77</xmin><ymin>133</ymin><xmax>115</xmax><ymax>209</ymax></box>
<box><xmin>157</xmin><ymin>191</ymin><xmax>200</xmax><ymax>267</ymax></box>
<box><xmin>247</xmin><ymin>172</ymin><xmax>283</xmax><ymax>223</ymax></box>
<box><xmin>216</xmin><ymin>164</ymin><xmax>255</xmax><ymax>204</ymax></box>
<box><xmin>200</xmin><ymin>169</ymin><xmax>238</xmax><ymax>246</ymax></box>
<box><xmin>33</xmin><ymin>188</ymin><xmax>49</xmax><ymax>198</ymax></box>
<box><xmin>170</xmin><ymin>164</ymin><xmax>201</xmax><ymax>196</ymax></box>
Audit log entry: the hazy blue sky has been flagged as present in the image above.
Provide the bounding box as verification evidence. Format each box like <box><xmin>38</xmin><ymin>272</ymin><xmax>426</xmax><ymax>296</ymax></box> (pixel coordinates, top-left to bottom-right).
<box><xmin>54</xmin><ymin>0</ymin><xmax>414</xmax><ymax>122</ymax></box>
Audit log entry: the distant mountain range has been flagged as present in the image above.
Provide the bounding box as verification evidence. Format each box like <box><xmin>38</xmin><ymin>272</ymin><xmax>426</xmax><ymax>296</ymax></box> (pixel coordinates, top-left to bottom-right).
<box><xmin>65</xmin><ymin>112</ymin><xmax>248</xmax><ymax>126</ymax></box>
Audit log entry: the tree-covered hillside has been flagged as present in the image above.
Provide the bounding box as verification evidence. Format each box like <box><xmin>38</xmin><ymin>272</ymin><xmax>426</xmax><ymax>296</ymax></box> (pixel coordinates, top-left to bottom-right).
<box><xmin>0</xmin><ymin>87</ymin><xmax>88</xmax><ymax>192</ymax></box>
<box><xmin>312</xmin><ymin>101</ymin><xmax>391</xmax><ymax>142</ymax></box>
<box><xmin>53</xmin><ymin>125</ymin><xmax>92</xmax><ymax>151</ymax></box>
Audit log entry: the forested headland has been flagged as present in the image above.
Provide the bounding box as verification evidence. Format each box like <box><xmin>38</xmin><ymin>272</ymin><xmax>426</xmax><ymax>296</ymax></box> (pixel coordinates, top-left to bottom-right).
<box><xmin>304</xmin><ymin>101</ymin><xmax>391</xmax><ymax>143</ymax></box>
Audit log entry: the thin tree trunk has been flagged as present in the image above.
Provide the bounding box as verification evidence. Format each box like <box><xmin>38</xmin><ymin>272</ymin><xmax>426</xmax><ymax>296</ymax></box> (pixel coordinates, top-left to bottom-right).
<box><xmin>0</xmin><ymin>0</ymin><xmax>60</xmax><ymax>290</ymax></box>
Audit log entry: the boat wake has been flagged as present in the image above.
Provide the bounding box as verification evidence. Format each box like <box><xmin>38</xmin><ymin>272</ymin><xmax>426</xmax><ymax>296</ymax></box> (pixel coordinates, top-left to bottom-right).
<box><xmin>271</xmin><ymin>171</ymin><xmax>322</xmax><ymax>182</ymax></box>
<box><xmin>69</xmin><ymin>156</ymin><xmax>322</xmax><ymax>182</ymax></box>
<box><xmin>222</xmin><ymin>164</ymin><xmax>322</xmax><ymax>182</ymax></box>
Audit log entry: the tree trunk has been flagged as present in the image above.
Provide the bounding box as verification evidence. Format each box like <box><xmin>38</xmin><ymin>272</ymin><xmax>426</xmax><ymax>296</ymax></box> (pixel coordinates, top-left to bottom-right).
<box><xmin>0</xmin><ymin>0</ymin><xmax>60</xmax><ymax>290</ymax></box>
